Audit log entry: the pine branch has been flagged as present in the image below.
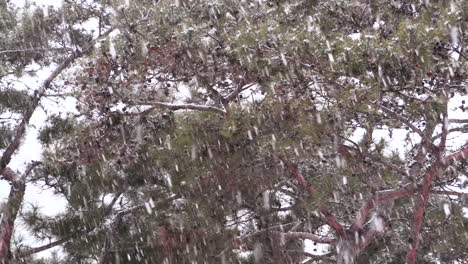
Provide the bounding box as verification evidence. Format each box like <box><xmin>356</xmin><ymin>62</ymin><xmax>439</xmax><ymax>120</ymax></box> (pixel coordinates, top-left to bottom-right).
<box><xmin>215</xmin><ymin>222</ymin><xmax>326</xmax><ymax>258</ymax></box>
<box><xmin>278</xmin><ymin>155</ymin><xmax>346</xmax><ymax>237</ymax></box>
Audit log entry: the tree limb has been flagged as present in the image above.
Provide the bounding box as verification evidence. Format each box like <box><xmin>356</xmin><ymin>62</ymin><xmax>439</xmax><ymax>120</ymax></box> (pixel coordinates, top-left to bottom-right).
<box><xmin>14</xmin><ymin>237</ymin><xmax>71</xmax><ymax>257</ymax></box>
<box><xmin>448</xmin><ymin>119</ymin><xmax>468</xmax><ymax>124</ymax></box>
<box><xmin>0</xmin><ymin>47</ymin><xmax>74</xmax><ymax>55</ymax></box>
<box><xmin>406</xmin><ymin>146</ymin><xmax>468</xmax><ymax>264</ymax></box>
<box><xmin>431</xmin><ymin>189</ymin><xmax>468</xmax><ymax>197</ymax></box>
<box><xmin>0</xmin><ymin>162</ymin><xmax>40</xmax><ymax>262</ymax></box>
<box><xmin>352</xmin><ymin>183</ymin><xmax>417</xmax><ymax>230</ymax></box>
<box><xmin>133</xmin><ymin>101</ymin><xmax>226</xmax><ymax>114</ymax></box>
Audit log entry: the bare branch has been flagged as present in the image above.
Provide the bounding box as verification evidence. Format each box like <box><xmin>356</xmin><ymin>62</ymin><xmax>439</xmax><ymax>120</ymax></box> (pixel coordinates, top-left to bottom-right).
<box><xmin>133</xmin><ymin>101</ymin><xmax>226</xmax><ymax>114</ymax></box>
<box><xmin>15</xmin><ymin>237</ymin><xmax>71</xmax><ymax>257</ymax></box>
<box><xmin>215</xmin><ymin>222</ymin><xmax>330</xmax><ymax>258</ymax></box>
<box><xmin>224</xmin><ymin>73</ymin><xmax>253</xmax><ymax>102</ymax></box>
<box><xmin>431</xmin><ymin>189</ymin><xmax>468</xmax><ymax>197</ymax></box>
<box><xmin>439</xmin><ymin>110</ymin><xmax>449</xmax><ymax>152</ymax></box>
<box><xmin>449</xmin><ymin>119</ymin><xmax>468</xmax><ymax>124</ymax></box>
<box><xmin>432</xmin><ymin>125</ymin><xmax>468</xmax><ymax>140</ymax></box>
<box><xmin>0</xmin><ymin>47</ymin><xmax>74</xmax><ymax>55</ymax></box>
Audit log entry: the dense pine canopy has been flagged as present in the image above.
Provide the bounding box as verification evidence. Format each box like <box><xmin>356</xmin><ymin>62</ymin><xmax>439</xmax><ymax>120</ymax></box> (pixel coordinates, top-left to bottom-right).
<box><xmin>1</xmin><ymin>0</ymin><xmax>468</xmax><ymax>263</ymax></box>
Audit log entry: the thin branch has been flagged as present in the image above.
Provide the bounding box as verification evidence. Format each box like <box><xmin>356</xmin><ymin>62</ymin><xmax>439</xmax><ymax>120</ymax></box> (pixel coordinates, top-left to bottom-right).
<box><xmin>14</xmin><ymin>237</ymin><xmax>71</xmax><ymax>257</ymax></box>
<box><xmin>363</xmin><ymin>152</ymin><xmax>408</xmax><ymax>176</ymax></box>
<box><xmin>224</xmin><ymin>74</ymin><xmax>252</xmax><ymax>102</ymax></box>
<box><xmin>0</xmin><ymin>47</ymin><xmax>74</xmax><ymax>55</ymax></box>
<box><xmin>215</xmin><ymin>222</ymin><xmax>323</xmax><ymax>258</ymax></box>
<box><xmin>431</xmin><ymin>189</ymin><xmax>468</xmax><ymax>197</ymax></box>
<box><xmin>133</xmin><ymin>101</ymin><xmax>226</xmax><ymax>114</ymax></box>
<box><xmin>432</xmin><ymin>125</ymin><xmax>468</xmax><ymax>140</ymax></box>
<box><xmin>104</xmin><ymin>193</ymin><xmax>122</xmax><ymax>216</ymax></box>
<box><xmin>379</xmin><ymin>106</ymin><xmax>438</xmax><ymax>152</ymax></box>
<box><xmin>445</xmin><ymin>146</ymin><xmax>468</xmax><ymax>162</ymax></box>
<box><xmin>449</xmin><ymin>119</ymin><xmax>468</xmax><ymax>124</ymax></box>
<box><xmin>240</xmin><ymin>222</ymin><xmax>302</xmax><ymax>240</ymax></box>
<box><xmin>439</xmin><ymin>110</ymin><xmax>449</xmax><ymax>152</ymax></box>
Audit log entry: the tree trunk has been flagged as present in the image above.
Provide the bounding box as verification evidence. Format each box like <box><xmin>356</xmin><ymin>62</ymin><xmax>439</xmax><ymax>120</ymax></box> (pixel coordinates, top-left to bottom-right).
<box><xmin>0</xmin><ymin>168</ymin><xmax>26</xmax><ymax>264</ymax></box>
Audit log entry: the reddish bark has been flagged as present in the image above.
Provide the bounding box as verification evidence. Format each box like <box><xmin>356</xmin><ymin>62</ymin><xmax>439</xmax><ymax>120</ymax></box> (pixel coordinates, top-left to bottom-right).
<box><xmin>406</xmin><ymin>146</ymin><xmax>468</xmax><ymax>263</ymax></box>
<box><xmin>0</xmin><ymin>170</ymin><xmax>26</xmax><ymax>263</ymax></box>
<box><xmin>352</xmin><ymin>183</ymin><xmax>417</xmax><ymax>230</ymax></box>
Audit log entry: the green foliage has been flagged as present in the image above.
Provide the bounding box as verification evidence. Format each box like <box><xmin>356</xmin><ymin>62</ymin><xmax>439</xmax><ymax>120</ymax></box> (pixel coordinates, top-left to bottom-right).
<box><xmin>0</xmin><ymin>89</ymin><xmax>32</xmax><ymax>112</ymax></box>
<box><xmin>1</xmin><ymin>0</ymin><xmax>466</xmax><ymax>263</ymax></box>
<box><xmin>38</xmin><ymin>116</ymin><xmax>77</xmax><ymax>145</ymax></box>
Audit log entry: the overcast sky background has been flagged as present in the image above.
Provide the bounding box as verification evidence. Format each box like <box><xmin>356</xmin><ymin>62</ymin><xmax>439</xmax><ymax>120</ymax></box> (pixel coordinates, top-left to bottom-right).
<box><xmin>1</xmin><ymin>0</ymin><xmax>467</xmax><ymax>260</ymax></box>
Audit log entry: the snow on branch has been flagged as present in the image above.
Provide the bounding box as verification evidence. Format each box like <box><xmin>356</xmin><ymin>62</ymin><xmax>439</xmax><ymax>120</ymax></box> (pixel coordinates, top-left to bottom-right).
<box><xmin>134</xmin><ymin>101</ymin><xmax>226</xmax><ymax>114</ymax></box>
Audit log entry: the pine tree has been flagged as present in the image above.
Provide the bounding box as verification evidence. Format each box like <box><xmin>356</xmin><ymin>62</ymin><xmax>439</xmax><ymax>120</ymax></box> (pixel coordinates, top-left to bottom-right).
<box><xmin>1</xmin><ymin>0</ymin><xmax>467</xmax><ymax>263</ymax></box>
